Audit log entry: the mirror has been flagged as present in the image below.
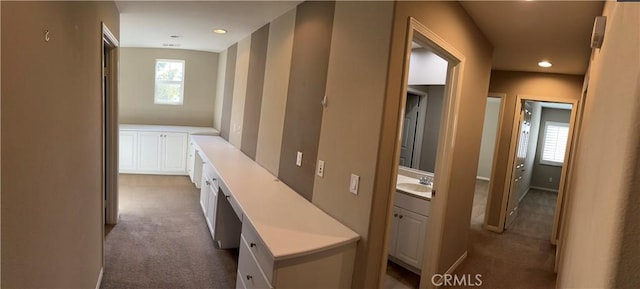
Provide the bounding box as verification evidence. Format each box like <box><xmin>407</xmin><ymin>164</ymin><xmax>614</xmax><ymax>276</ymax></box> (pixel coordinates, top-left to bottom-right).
<box><xmin>399</xmin><ymin>42</ymin><xmax>448</xmax><ymax>174</ymax></box>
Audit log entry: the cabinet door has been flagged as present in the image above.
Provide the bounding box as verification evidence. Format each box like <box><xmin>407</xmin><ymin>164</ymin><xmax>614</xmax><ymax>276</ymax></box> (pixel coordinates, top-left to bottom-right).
<box><xmin>162</xmin><ymin>132</ymin><xmax>188</xmax><ymax>173</ymax></box>
<box><xmin>395</xmin><ymin>209</ymin><xmax>428</xmax><ymax>269</ymax></box>
<box><xmin>137</xmin><ymin>132</ymin><xmax>163</xmax><ymax>172</ymax></box>
<box><xmin>187</xmin><ymin>139</ymin><xmax>196</xmax><ymax>182</ymax></box>
<box><xmin>206</xmin><ymin>183</ymin><xmax>218</xmax><ymax>236</ymax></box>
<box><xmin>200</xmin><ymin>172</ymin><xmax>209</xmax><ymax>216</ymax></box>
<box><xmin>119</xmin><ymin>131</ymin><xmax>137</xmax><ymax>172</ymax></box>
<box><xmin>388</xmin><ymin>206</ymin><xmax>401</xmax><ymax>257</ymax></box>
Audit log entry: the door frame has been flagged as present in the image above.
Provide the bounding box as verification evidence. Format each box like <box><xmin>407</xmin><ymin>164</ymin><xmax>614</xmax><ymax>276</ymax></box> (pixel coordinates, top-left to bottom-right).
<box><xmin>407</xmin><ymin>87</ymin><xmax>429</xmax><ymax>169</ymax></box>
<box><xmin>374</xmin><ymin>17</ymin><xmax>466</xmax><ymax>289</ymax></box>
<box><xmin>498</xmin><ymin>94</ymin><xmax>579</xmax><ymax>244</ymax></box>
<box><xmin>102</xmin><ymin>22</ymin><xmax>119</xmax><ymax>226</ymax></box>
<box><xmin>482</xmin><ymin>93</ymin><xmax>507</xmax><ymax>232</ymax></box>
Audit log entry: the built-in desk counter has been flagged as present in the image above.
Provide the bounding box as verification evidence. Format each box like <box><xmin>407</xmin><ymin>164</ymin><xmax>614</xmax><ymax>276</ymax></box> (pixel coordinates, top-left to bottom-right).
<box><xmin>191</xmin><ymin>135</ymin><xmax>359</xmax><ymax>289</ymax></box>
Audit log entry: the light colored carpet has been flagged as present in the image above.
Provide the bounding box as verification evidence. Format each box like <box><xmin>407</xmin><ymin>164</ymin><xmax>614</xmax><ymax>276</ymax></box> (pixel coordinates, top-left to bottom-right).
<box><xmin>101</xmin><ymin>175</ymin><xmax>238</xmax><ymax>289</ymax></box>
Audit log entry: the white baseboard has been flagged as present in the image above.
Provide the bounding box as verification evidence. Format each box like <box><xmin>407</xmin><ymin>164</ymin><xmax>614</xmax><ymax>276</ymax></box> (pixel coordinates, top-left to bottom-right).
<box><xmin>529</xmin><ymin>186</ymin><xmax>559</xmax><ymax>193</ymax></box>
<box><xmin>445</xmin><ymin>251</ymin><xmax>468</xmax><ymax>275</ymax></box>
<box><xmin>95</xmin><ymin>267</ymin><xmax>103</xmax><ymax>289</ymax></box>
<box><xmin>476</xmin><ymin>176</ymin><xmax>490</xmax><ymax>181</ymax></box>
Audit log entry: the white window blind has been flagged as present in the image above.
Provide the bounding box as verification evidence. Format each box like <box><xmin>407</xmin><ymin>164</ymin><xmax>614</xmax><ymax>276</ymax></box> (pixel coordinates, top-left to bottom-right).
<box><xmin>154</xmin><ymin>59</ymin><xmax>185</xmax><ymax>105</ymax></box>
<box><xmin>541</xmin><ymin>121</ymin><xmax>569</xmax><ymax>166</ymax></box>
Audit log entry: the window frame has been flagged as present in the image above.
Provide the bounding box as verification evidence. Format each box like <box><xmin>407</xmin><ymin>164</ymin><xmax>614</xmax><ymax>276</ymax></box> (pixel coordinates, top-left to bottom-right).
<box><xmin>154</xmin><ymin>59</ymin><xmax>185</xmax><ymax>105</ymax></box>
<box><xmin>540</xmin><ymin>121</ymin><xmax>569</xmax><ymax>166</ymax></box>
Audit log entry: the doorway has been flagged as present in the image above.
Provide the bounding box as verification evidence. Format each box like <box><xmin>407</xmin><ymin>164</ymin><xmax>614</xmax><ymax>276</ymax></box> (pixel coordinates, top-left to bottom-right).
<box><xmin>382</xmin><ymin>18</ymin><xmax>466</xmax><ymax>289</ymax></box>
<box><xmin>102</xmin><ymin>23</ymin><xmax>119</xmax><ymax>226</ymax></box>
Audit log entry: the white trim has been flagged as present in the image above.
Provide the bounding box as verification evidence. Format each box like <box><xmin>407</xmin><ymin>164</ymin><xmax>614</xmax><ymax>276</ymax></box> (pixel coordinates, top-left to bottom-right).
<box><xmin>444</xmin><ymin>251</ymin><xmax>467</xmax><ymax>275</ymax></box>
<box><xmin>529</xmin><ymin>185</ymin><xmax>559</xmax><ymax>193</ymax></box>
<box><xmin>95</xmin><ymin>268</ymin><xmax>104</xmax><ymax>289</ymax></box>
<box><xmin>430</xmin><ymin>252</ymin><xmax>467</xmax><ymax>287</ymax></box>
<box><xmin>476</xmin><ymin>176</ymin><xmax>490</xmax><ymax>181</ymax></box>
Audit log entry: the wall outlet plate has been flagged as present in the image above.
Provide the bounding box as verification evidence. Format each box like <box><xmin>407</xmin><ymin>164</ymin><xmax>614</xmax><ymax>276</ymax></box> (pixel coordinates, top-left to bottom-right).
<box><xmin>296</xmin><ymin>152</ymin><xmax>303</xmax><ymax>167</ymax></box>
<box><xmin>317</xmin><ymin>160</ymin><xmax>325</xmax><ymax>177</ymax></box>
<box><xmin>350</xmin><ymin>174</ymin><xmax>359</xmax><ymax>195</ymax></box>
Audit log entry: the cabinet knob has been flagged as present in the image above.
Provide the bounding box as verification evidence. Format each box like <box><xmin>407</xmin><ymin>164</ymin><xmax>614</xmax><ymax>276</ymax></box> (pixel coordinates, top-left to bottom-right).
<box><xmin>225</xmin><ymin>195</ymin><xmax>230</xmax><ymax>199</ymax></box>
<box><xmin>250</xmin><ymin>242</ymin><xmax>256</xmax><ymax>248</ymax></box>
<box><xmin>246</xmin><ymin>275</ymin><xmax>253</xmax><ymax>280</ymax></box>
<box><xmin>205</xmin><ymin>181</ymin><xmax>211</xmax><ymax>185</ymax></box>
<box><xmin>399</xmin><ymin>215</ymin><xmax>403</xmax><ymax>219</ymax></box>
<box><xmin>393</xmin><ymin>213</ymin><xmax>398</xmax><ymax>217</ymax></box>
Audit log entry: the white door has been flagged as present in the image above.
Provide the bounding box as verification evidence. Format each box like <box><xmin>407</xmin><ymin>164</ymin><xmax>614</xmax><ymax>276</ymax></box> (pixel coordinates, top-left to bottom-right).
<box><xmin>138</xmin><ymin>132</ymin><xmax>163</xmax><ymax>172</ymax></box>
<box><xmin>163</xmin><ymin>132</ymin><xmax>188</xmax><ymax>172</ymax></box>
<box><xmin>206</xmin><ymin>181</ymin><xmax>218</xmax><ymax>236</ymax></box>
<box><xmin>388</xmin><ymin>206</ymin><xmax>401</xmax><ymax>257</ymax></box>
<box><xmin>399</xmin><ymin>93</ymin><xmax>420</xmax><ymax>167</ymax></box>
<box><xmin>395</xmin><ymin>209</ymin><xmax>428</xmax><ymax>268</ymax></box>
<box><xmin>119</xmin><ymin>131</ymin><xmax>137</xmax><ymax>172</ymax></box>
<box><xmin>505</xmin><ymin>102</ymin><xmax>532</xmax><ymax>228</ymax></box>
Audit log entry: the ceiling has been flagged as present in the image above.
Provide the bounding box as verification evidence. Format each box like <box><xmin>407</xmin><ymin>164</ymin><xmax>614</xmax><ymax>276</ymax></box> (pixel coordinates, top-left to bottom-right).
<box><xmin>116</xmin><ymin>1</ymin><xmax>300</xmax><ymax>52</ymax></box>
<box><xmin>460</xmin><ymin>1</ymin><xmax>604</xmax><ymax>75</ymax></box>
<box><xmin>117</xmin><ymin>1</ymin><xmax>603</xmax><ymax>75</ymax></box>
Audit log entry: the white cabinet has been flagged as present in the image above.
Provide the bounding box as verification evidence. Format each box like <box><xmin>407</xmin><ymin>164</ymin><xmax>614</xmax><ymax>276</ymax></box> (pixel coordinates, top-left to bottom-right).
<box><xmin>201</xmin><ymin>164</ymin><xmax>219</xmax><ymax>237</ymax></box>
<box><xmin>388</xmin><ymin>192</ymin><xmax>430</xmax><ymax>271</ymax></box>
<box><xmin>119</xmin><ymin>131</ymin><xmax>138</xmax><ymax>172</ymax></box>
<box><xmin>119</xmin><ymin>129</ymin><xmax>188</xmax><ymax>175</ymax></box>
<box><xmin>187</xmin><ymin>139</ymin><xmax>197</xmax><ymax>182</ymax></box>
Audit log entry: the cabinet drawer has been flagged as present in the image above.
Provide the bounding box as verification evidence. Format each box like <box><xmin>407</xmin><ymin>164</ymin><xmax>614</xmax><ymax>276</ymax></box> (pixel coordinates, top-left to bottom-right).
<box><xmin>241</xmin><ymin>221</ymin><xmax>274</xmax><ymax>283</ymax></box>
<box><xmin>238</xmin><ymin>236</ymin><xmax>272</xmax><ymax>289</ymax></box>
<box><xmin>395</xmin><ymin>192</ymin><xmax>430</xmax><ymax>216</ymax></box>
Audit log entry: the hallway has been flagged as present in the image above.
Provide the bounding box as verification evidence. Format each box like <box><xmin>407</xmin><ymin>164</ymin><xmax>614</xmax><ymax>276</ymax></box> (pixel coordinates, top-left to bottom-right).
<box><xmin>101</xmin><ymin>175</ymin><xmax>237</xmax><ymax>289</ymax></box>
<box><xmin>449</xmin><ymin>180</ymin><xmax>557</xmax><ymax>288</ymax></box>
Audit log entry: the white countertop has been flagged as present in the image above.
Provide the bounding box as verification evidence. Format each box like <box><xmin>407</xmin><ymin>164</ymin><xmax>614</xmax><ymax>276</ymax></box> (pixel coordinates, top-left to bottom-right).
<box><xmin>396</xmin><ymin>174</ymin><xmax>432</xmax><ymax>200</ymax></box>
<box><xmin>191</xmin><ymin>136</ymin><xmax>360</xmax><ymax>261</ymax></box>
<box><xmin>120</xmin><ymin>124</ymin><xmax>219</xmax><ymax>136</ymax></box>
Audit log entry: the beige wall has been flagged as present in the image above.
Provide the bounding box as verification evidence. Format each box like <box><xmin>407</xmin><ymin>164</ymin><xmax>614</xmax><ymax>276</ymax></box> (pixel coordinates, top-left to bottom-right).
<box><xmin>558</xmin><ymin>2</ymin><xmax>640</xmax><ymax>287</ymax></box>
<box><xmin>214</xmin><ymin>49</ymin><xmax>227</xmax><ymax>130</ymax></box>
<box><xmin>477</xmin><ymin>97</ymin><xmax>502</xmax><ymax>180</ymax></box>
<box><xmin>485</xmin><ymin>71</ymin><xmax>584</xmax><ymax>227</ymax></box>
<box><xmin>1</xmin><ymin>1</ymin><xmax>119</xmax><ymax>287</ymax></box>
<box><xmin>369</xmin><ymin>2</ymin><xmax>493</xmax><ymax>287</ymax></box>
<box><xmin>255</xmin><ymin>9</ymin><xmax>295</xmax><ymax>176</ymax></box>
<box><xmin>311</xmin><ymin>2</ymin><xmax>393</xmax><ymax>287</ymax></box>
<box><xmin>119</xmin><ymin>48</ymin><xmax>218</xmax><ymax>127</ymax></box>
<box><xmin>229</xmin><ymin>37</ymin><xmax>251</xmax><ymax>147</ymax></box>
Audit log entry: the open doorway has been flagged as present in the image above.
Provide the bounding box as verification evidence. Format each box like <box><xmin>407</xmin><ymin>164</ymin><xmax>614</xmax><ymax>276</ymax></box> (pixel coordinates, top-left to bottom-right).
<box><xmin>458</xmin><ymin>97</ymin><xmax>577</xmax><ymax>289</ymax></box>
<box><xmin>470</xmin><ymin>94</ymin><xmax>505</xmax><ymax>230</ymax></box>
<box><xmin>383</xmin><ymin>18</ymin><xmax>466</xmax><ymax>289</ymax></box>
<box><xmin>102</xmin><ymin>23</ymin><xmax>119</xmax><ymax>227</ymax></box>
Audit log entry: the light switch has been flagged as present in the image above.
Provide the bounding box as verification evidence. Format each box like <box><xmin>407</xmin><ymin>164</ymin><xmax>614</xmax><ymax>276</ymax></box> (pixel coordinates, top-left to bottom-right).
<box><xmin>296</xmin><ymin>152</ymin><xmax>303</xmax><ymax>167</ymax></box>
<box><xmin>317</xmin><ymin>160</ymin><xmax>325</xmax><ymax>177</ymax></box>
<box><xmin>350</xmin><ymin>174</ymin><xmax>359</xmax><ymax>195</ymax></box>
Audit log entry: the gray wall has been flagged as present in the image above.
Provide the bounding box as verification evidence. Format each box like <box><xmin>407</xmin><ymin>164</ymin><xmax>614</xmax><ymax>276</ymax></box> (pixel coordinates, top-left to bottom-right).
<box><xmin>419</xmin><ymin>85</ymin><xmax>445</xmax><ymax>173</ymax></box>
<box><xmin>476</xmin><ymin>97</ymin><xmax>502</xmax><ymax>180</ymax></box>
<box><xmin>119</xmin><ymin>48</ymin><xmax>219</xmax><ymax>127</ymax></box>
<box><xmin>531</xmin><ymin>107</ymin><xmax>572</xmax><ymax>190</ymax></box>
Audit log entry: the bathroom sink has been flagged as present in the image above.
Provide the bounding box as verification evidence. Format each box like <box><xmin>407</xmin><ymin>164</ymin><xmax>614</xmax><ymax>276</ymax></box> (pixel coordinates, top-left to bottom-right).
<box><xmin>397</xmin><ymin>183</ymin><xmax>431</xmax><ymax>193</ymax></box>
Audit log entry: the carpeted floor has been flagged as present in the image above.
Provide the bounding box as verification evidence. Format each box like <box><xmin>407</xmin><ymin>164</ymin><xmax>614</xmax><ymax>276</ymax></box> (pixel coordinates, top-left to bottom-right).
<box><xmin>447</xmin><ymin>180</ymin><xmax>558</xmax><ymax>289</ymax></box>
<box><xmin>101</xmin><ymin>175</ymin><xmax>238</xmax><ymax>289</ymax></box>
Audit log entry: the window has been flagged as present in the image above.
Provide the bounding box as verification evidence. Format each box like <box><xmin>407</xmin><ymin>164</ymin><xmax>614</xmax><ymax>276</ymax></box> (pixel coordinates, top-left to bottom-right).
<box><xmin>154</xmin><ymin>59</ymin><xmax>185</xmax><ymax>105</ymax></box>
<box><xmin>541</xmin><ymin>121</ymin><xmax>569</xmax><ymax>166</ymax></box>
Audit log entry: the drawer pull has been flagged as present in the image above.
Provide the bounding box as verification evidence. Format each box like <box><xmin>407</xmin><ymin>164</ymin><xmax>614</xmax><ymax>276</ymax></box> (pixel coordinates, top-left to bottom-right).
<box><xmin>393</xmin><ymin>213</ymin><xmax>398</xmax><ymax>217</ymax></box>
<box><xmin>205</xmin><ymin>181</ymin><xmax>211</xmax><ymax>186</ymax></box>
<box><xmin>250</xmin><ymin>242</ymin><xmax>257</xmax><ymax>248</ymax></box>
<box><xmin>246</xmin><ymin>275</ymin><xmax>253</xmax><ymax>280</ymax></box>
<box><xmin>399</xmin><ymin>215</ymin><xmax>403</xmax><ymax>219</ymax></box>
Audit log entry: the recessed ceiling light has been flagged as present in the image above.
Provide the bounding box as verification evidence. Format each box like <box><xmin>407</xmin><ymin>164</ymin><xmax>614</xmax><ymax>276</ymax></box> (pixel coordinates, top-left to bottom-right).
<box><xmin>538</xmin><ymin>60</ymin><xmax>553</xmax><ymax>68</ymax></box>
<box><xmin>213</xmin><ymin>29</ymin><xmax>228</xmax><ymax>34</ymax></box>
<box><xmin>169</xmin><ymin>35</ymin><xmax>180</xmax><ymax>38</ymax></box>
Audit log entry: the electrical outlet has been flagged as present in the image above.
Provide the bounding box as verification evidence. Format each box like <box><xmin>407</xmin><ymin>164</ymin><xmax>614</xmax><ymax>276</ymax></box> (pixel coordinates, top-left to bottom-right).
<box><xmin>350</xmin><ymin>174</ymin><xmax>359</xmax><ymax>195</ymax></box>
<box><xmin>317</xmin><ymin>160</ymin><xmax>325</xmax><ymax>177</ymax></box>
<box><xmin>296</xmin><ymin>152</ymin><xmax>303</xmax><ymax>167</ymax></box>
<box><xmin>548</xmin><ymin>177</ymin><xmax>553</xmax><ymax>182</ymax></box>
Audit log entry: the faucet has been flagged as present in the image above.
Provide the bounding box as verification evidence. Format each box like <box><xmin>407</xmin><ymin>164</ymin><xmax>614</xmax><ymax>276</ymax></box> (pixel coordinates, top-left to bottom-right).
<box><xmin>419</xmin><ymin>176</ymin><xmax>433</xmax><ymax>186</ymax></box>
